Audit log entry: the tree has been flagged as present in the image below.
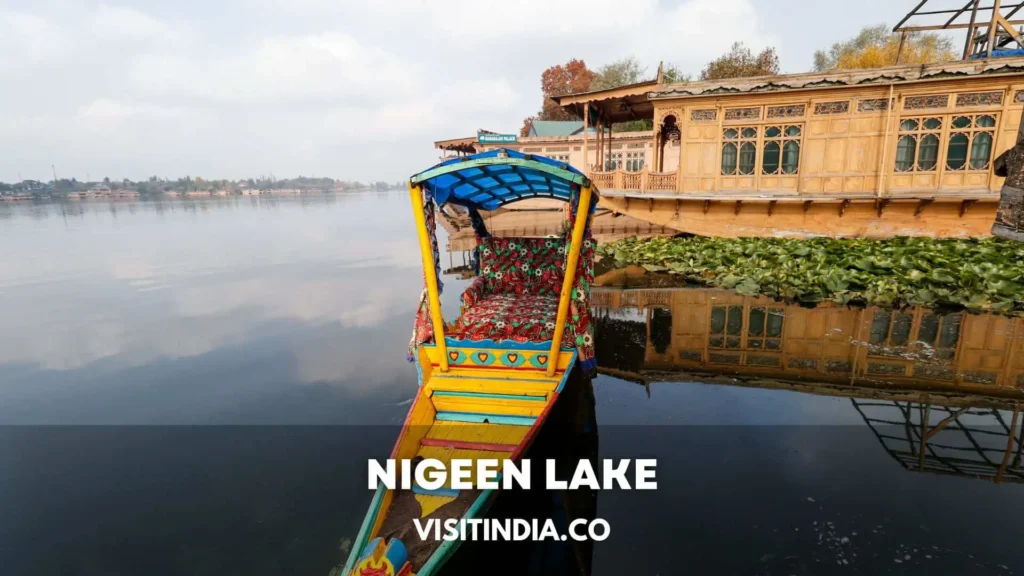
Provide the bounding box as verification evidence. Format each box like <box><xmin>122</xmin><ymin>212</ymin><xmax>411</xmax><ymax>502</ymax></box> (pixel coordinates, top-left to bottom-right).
<box><xmin>527</xmin><ymin>58</ymin><xmax>598</xmax><ymax>125</ymax></box>
<box><xmin>699</xmin><ymin>42</ymin><xmax>780</xmax><ymax>81</ymax></box>
<box><xmin>590</xmin><ymin>56</ymin><xmax>646</xmax><ymax>91</ymax></box>
<box><xmin>661</xmin><ymin>63</ymin><xmax>690</xmax><ymax>85</ymax></box>
<box><xmin>520</xmin><ymin>116</ymin><xmax>538</xmax><ymax>137</ymax></box>
<box><xmin>813</xmin><ymin>24</ymin><xmax>955</xmax><ymax>72</ymax></box>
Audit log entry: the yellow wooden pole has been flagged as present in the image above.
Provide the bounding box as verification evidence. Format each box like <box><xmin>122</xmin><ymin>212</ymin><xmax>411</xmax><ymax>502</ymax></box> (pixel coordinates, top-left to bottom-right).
<box><xmin>408</xmin><ymin>183</ymin><xmax>448</xmax><ymax>372</ymax></box>
<box><xmin>547</xmin><ymin>185</ymin><xmax>593</xmax><ymax>377</ymax></box>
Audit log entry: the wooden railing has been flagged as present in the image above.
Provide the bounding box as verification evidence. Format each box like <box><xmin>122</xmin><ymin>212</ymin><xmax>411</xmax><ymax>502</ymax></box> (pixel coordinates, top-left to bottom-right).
<box><xmin>587</xmin><ymin>167</ymin><xmax>678</xmax><ymax>193</ymax></box>
<box><xmin>589</xmin><ymin>170</ymin><xmax>615</xmax><ymax>190</ymax></box>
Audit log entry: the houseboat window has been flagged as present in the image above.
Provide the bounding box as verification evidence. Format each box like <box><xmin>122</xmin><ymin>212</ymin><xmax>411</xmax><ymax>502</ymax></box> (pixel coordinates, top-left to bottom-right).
<box><xmin>971</xmin><ymin>133</ymin><xmax>993</xmax><ymax>169</ymax></box>
<box><xmin>947</xmin><ymin>133</ymin><xmax>968</xmax><ymax>169</ymax></box>
<box><xmin>747</xmin><ymin>306</ymin><xmax>784</xmax><ymax>350</ymax></box>
<box><xmin>625</xmin><ymin>151</ymin><xmax>644</xmax><ymax>172</ymax></box>
<box><xmin>762</xmin><ymin>125</ymin><xmax>801</xmax><ymax>175</ymax></box>
<box><xmin>605</xmin><ymin>152</ymin><xmax>622</xmax><ymax>171</ymax></box>
<box><xmin>709</xmin><ymin>305</ymin><xmax>743</xmax><ymax>349</ymax></box>
<box><xmin>869</xmin><ymin>310</ymin><xmax>915</xmax><ymax>356</ymax></box>
<box><xmin>721</xmin><ymin>127</ymin><xmax>758</xmax><ymax>176</ymax></box>
<box><xmin>739</xmin><ymin>142</ymin><xmax>756</xmax><ymax>174</ymax></box>
<box><xmin>918</xmin><ymin>135</ymin><xmax>939</xmax><ymax>170</ymax></box>
<box><xmin>895</xmin><ymin>137</ymin><xmax>917</xmax><ymax>171</ymax></box>
<box><xmin>895</xmin><ymin>117</ymin><xmax>942</xmax><ymax>172</ymax></box>
<box><xmin>946</xmin><ymin>113</ymin><xmax>997</xmax><ymax>171</ymax></box>
<box><xmin>916</xmin><ymin>312</ymin><xmax>961</xmax><ymax>361</ymax></box>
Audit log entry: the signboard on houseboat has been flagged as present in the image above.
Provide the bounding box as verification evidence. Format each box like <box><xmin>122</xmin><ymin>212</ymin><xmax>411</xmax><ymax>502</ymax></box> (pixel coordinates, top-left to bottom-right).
<box><xmin>478</xmin><ymin>133</ymin><xmax>518</xmax><ymax>144</ymax></box>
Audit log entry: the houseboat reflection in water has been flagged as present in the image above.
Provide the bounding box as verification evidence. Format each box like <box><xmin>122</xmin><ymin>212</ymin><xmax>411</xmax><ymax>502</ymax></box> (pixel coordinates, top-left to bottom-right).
<box><xmin>593</xmin><ymin>265</ymin><xmax>1023</xmax><ymax>485</ymax></box>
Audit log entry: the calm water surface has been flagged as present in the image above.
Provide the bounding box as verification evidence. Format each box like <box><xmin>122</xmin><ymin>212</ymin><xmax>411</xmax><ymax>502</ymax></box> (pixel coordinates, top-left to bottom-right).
<box><xmin>1</xmin><ymin>194</ymin><xmax>1021</xmax><ymax>575</ymax></box>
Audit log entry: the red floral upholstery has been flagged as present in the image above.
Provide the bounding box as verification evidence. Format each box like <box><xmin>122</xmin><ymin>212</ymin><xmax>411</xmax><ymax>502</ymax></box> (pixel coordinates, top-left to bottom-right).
<box><xmin>451</xmin><ymin>293</ymin><xmax>561</xmax><ymax>343</ymax></box>
<box><xmin>453</xmin><ymin>237</ymin><xmax>570</xmax><ymax>344</ymax></box>
<box><xmin>451</xmin><ymin>198</ymin><xmax>597</xmax><ymax>378</ymax></box>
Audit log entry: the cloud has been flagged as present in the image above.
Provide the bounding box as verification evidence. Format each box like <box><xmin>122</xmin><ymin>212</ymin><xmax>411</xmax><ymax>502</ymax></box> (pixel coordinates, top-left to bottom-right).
<box><xmin>88</xmin><ymin>4</ymin><xmax>187</xmax><ymax>45</ymax></box>
<box><xmin>132</xmin><ymin>32</ymin><xmax>414</xmax><ymax>104</ymax></box>
<box><xmin>0</xmin><ymin>11</ymin><xmax>67</xmax><ymax>72</ymax></box>
<box><xmin>1</xmin><ymin>0</ymin><xmax>897</xmax><ymax>183</ymax></box>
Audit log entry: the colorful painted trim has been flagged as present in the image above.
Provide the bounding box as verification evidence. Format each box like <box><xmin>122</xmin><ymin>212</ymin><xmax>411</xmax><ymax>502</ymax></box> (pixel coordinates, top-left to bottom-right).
<box><xmin>419</xmin><ymin>437</ymin><xmax>518</xmax><ymax>452</ymax></box>
<box><xmin>431</xmin><ymin>390</ymin><xmax>547</xmax><ymax>401</ymax></box>
<box><xmin>412</xmin><ymin>485</ymin><xmax>461</xmax><ymax>498</ymax></box>
<box><xmin>435</xmin><ymin>411</ymin><xmax>537</xmax><ymax>426</ymax></box>
<box><xmin>342</xmin><ymin>483</ymin><xmax>387</xmax><ymax>575</ymax></box>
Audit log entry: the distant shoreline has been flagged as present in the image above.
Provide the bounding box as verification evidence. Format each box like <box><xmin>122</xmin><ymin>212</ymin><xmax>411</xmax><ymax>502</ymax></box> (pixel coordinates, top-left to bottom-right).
<box><xmin>0</xmin><ymin>188</ymin><xmax>404</xmax><ymax>202</ymax></box>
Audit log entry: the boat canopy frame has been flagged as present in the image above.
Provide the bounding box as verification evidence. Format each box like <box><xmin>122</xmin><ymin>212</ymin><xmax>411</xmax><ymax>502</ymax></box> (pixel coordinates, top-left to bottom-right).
<box><xmin>407</xmin><ymin>149</ymin><xmax>599</xmax><ymax>377</ymax></box>
<box><xmin>410</xmin><ymin>148</ymin><xmax>594</xmax><ymax>211</ymax></box>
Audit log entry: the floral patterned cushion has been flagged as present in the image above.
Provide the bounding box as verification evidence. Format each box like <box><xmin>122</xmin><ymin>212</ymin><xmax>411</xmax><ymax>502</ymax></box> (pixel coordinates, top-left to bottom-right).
<box><xmin>478</xmin><ymin>238</ymin><xmax>529</xmax><ymax>294</ymax></box>
<box><xmin>451</xmin><ymin>293</ymin><xmax>564</xmax><ymax>344</ymax></box>
<box><xmin>476</xmin><ymin>237</ymin><xmax>566</xmax><ymax>297</ymax></box>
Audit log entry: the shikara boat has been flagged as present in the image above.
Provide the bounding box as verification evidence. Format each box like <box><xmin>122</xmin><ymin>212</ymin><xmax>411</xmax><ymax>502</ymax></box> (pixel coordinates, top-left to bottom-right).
<box><xmin>343</xmin><ymin>149</ymin><xmax>599</xmax><ymax>576</ymax></box>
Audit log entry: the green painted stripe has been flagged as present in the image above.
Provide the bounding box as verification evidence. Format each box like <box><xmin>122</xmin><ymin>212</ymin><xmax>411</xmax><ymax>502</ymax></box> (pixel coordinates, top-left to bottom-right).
<box><xmin>435</xmin><ymin>411</ymin><xmax>536</xmax><ymax>426</ymax></box>
<box><xmin>342</xmin><ymin>483</ymin><xmax>386</xmax><ymax>574</ymax></box>
<box><xmin>432</xmin><ymin>390</ymin><xmax>547</xmax><ymax>401</ymax></box>
<box><xmin>410</xmin><ymin>157</ymin><xmax>591</xmax><ymax>188</ymax></box>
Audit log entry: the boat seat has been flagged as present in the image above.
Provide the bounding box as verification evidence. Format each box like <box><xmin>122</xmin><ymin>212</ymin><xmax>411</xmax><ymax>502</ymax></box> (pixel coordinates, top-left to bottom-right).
<box><xmin>450</xmin><ymin>236</ymin><xmax>569</xmax><ymax>345</ymax></box>
<box><xmin>449</xmin><ymin>293</ymin><xmax>562</xmax><ymax>343</ymax></box>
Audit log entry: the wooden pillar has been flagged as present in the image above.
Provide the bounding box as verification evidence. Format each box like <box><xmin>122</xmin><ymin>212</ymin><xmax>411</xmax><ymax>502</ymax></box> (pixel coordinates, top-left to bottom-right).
<box><xmin>547</xmin><ymin>185</ymin><xmax>593</xmax><ymax>377</ymax></box>
<box><xmin>602</xmin><ymin>122</ymin><xmax>610</xmax><ymax>170</ymax></box>
<box><xmin>987</xmin><ymin>0</ymin><xmax>1002</xmax><ymax>58</ymax></box>
<box><xmin>582</xmin><ymin>104</ymin><xmax>590</xmax><ymax>171</ymax></box>
<box><xmin>963</xmin><ymin>0</ymin><xmax>981</xmax><ymax>59</ymax></box>
<box><xmin>408</xmin><ymin>183</ymin><xmax>448</xmax><ymax>372</ymax></box>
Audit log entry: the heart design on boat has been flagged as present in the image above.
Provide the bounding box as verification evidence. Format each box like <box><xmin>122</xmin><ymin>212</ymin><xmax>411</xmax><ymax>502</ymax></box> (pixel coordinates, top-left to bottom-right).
<box><xmin>507</xmin><ymin>353</ymin><xmax>519</xmax><ymax>364</ymax></box>
<box><xmin>476</xmin><ymin>352</ymin><xmax>490</xmax><ymax>364</ymax></box>
<box><xmin>536</xmin><ymin>354</ymin><xmax>548</xmax><ymax>366</ymax></box>
<box><xmin>448</xmin><ymin>351</ymin><xmax>460</xmax><ymax>362</ymax></box>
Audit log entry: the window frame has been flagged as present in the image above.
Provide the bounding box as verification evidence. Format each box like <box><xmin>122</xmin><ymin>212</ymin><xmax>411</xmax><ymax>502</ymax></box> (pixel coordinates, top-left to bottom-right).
<box><xmin>761</xmin><ymin>125</ymin><xmax>802</xmax><ymax>176</ymax></box>
<box><xmin>604</xmin><ymin>151</ymin><xmax>623</xmax><ymax>172</ymax></box>
<box><xmin>718</xmin><ymin>109</ymin><xmax>805</xmax><ymax>179</ymax></box>
<box><xmin>894</xmin><ymin>116</ymin><xmax>944</xmax><ymax>173</ymax></box>
<box><xmin>891</xmin><ymin>111</ymin><xmax>1000</xmax><ymax>177</ymax></box>
<box><xmin>946</xmin><ymin>113</ymin><xmax>997</xmax><ymax>172</ymax></box>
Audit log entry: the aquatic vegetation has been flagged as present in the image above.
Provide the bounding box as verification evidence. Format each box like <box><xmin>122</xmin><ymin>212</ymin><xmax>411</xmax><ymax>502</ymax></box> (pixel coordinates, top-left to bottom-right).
<box><xmin>597</xmin><ymin>236</ymin><xmax>1024</xmax><ymax>312</ymax></box>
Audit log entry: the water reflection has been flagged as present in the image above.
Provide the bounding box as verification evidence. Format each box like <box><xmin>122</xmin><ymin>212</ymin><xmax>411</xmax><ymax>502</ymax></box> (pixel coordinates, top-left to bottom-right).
<box><xmin>0</xmin><ymin>194</ymin><xmax>437</xmax><ymax>424</ymax></box>
<box><xmin>594</xmin><ymin>265</ymin><xmax>1024</xmax><ymax>401</ymax></box>
<box><xmin>593</xmin><ymin>265</ymin><xmax>1024</xmax><ymax>485</ymax></box>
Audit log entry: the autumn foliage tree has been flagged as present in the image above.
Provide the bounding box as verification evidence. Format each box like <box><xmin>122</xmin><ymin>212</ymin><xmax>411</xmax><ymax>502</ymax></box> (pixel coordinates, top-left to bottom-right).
<box><xmin>521</xmin><ymin>58</ymin><xmax>598</xmax><ymax>135</ymax></box>
<box><xmin>813</xmin><ymin>24</ymin><xmax>955</xmax><ymax>71</ymax></box>
<box><xmin>699</xmin><ymin>43</ymin><xmax>780</xmax><ymax>81</ymax></box>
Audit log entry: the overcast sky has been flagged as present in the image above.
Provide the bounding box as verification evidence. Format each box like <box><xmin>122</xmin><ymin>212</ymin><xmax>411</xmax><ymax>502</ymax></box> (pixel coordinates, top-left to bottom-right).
<box><xmin>1</xmin><ymin>0</ymin><xmax>953</xmax><ymax>183</ymax></box>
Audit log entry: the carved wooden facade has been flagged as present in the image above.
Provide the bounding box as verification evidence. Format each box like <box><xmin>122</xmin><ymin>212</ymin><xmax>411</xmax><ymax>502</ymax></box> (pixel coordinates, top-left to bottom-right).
<box><xmin>656</xmin><ymin>80</ymin><xmax>1023</xmax><ymax>198</ymax></box>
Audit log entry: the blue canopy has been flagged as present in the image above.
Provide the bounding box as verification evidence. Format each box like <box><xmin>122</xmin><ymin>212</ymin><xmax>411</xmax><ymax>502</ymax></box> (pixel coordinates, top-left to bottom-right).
<box><xmin>409</xmin><ymin>149</ymin><xmax>595</xmax><ymax>211</ymax></box>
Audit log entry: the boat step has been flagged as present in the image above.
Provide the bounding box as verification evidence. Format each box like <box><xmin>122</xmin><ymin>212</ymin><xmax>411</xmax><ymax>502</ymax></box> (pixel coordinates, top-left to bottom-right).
<box><xmin>427</xmin><ymin>375</ymin><xmax>557</xmax><ymax>396</ymax></box>
<box><xmin>435</xmin><ymin>411</ymin><xmax>537</xmax><ymax>426</ymax></box>
<box><xmin>431</xmin><ymin>366</ymin><xmax>565</xmax><ymax>382</ymax></box>
<box><xmin>431</xmin><ymin>391</ymin><xmax>548</xmax><ymax>417</ymax></box>
<box><xmin>423</xmin><ymin>420</ymin><xmax>530</xmax><ymax>447</ymax></box>
<box><xmin>420</xmin><ymin>437</ymin><xmax>518</xmax><ymax>452</ymax></box>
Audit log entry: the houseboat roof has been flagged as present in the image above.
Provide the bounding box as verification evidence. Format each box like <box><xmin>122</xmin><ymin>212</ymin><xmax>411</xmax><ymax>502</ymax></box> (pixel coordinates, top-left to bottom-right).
<box><xmin>551</xmin><ymin>76</ymin><xmax>661</xmax><ymax>124</ymax></box>
<box><xmin>649</xmin><ymin>57</ymin><xmax>1024</xmax><ymax>100</ymax></box>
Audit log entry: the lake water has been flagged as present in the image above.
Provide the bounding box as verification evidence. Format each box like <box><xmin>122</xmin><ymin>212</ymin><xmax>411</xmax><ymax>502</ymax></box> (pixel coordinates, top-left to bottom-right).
<box><xmin>1</xmin><ymin>194</ymin><xmax>1021</xmax><ymax>575</ymax></box>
